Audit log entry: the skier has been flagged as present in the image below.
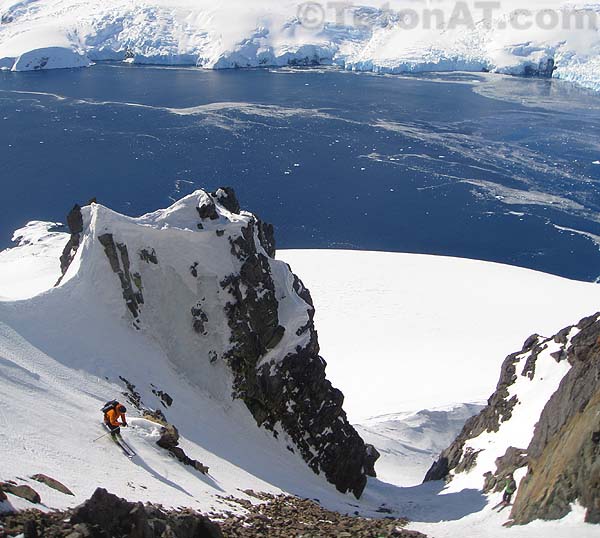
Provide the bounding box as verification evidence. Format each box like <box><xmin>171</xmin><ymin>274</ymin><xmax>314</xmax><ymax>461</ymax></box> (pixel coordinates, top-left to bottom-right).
<box><xmin>501</xmin><ymin>473</ymin><xmax>517</xmax><ymax>507</ymax></box>
<box><xmin>104</xmin><ymin>402</ymin><xmax>128</xmax><ymax>438</ymax></box>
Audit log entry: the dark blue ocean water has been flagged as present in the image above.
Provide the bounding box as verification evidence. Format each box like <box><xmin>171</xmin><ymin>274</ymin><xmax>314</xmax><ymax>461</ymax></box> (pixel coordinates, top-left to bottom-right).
<box><xmin>1</xmin><ymin>64</ymin><xmax>599</xmax><ymax>280</ymax></box>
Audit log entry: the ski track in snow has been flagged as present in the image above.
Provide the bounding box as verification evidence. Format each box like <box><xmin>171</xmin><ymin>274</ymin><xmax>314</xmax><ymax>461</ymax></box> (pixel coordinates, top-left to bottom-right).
<box><xmin>1</xmin><ymin>214</ymin><xmax>600</xmax><ymax>536</ymax></box>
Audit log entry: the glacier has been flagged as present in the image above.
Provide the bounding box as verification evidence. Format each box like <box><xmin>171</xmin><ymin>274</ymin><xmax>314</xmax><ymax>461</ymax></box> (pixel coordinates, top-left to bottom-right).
<box><xmin>0</xmin><ymin>1</ymin><xmax>600</xmax><ymax>91</ymax></box>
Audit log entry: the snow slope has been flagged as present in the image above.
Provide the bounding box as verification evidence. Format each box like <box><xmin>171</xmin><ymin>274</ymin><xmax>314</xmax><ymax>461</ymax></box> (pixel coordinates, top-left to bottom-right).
<box><xmin>1</xmin><ymin>1</ymin><xmax>600</xmax><ymax>91</ymax></box>
<box><xmin>1</xmin><ymin>200</ymin><xmax>599</xmax><ymax>537</ymax></box>
<box><xmin>0</xmin><ymin>199</ymin><xmax>367</xmax><ymax>516</ymax></box>
<box><xmin>279</xmin><ymin>250</ymin><xmax>600</xmax><ymax>421</ymax></box>
<box><xmin>355</xmin><ymin>403</ymin><xmax>486</xmax><ymax>487</ymax></box>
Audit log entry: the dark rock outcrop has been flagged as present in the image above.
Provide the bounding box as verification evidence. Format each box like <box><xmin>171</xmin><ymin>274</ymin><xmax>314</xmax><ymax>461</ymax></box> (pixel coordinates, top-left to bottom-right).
<box><xmin>0</xmin><ymin>490</ymin><xmax>427</xmax><ymax>538</ymax></box>
<box><xmin>364</xmin><ymin>444</ymin><xmax>381</xmax><ymax>477</ymax></box>
<box><xmin>69</xmin><ymin>488</ymin><xmax>222</xmax><ymax>537</ymax></box>
<box><xmin>212</xmin><ymin>187</ymin><xmax>240</xmax><ymax>214</ymax></box>
<box><xmin>220</xmin><ymin>214</ymin><xmax>375</xmax><ymax>497</ymax></box>
<box><xmin>510</xmin><ymin>313</ymin><xmax>600</xmax><ymax>524</ymax></box>
<box><xmin>97</xmin><ymin>234</ymin><xmax>144</xmax><ymax>325</ymax></box>
<box><xmin>197</xmin><ymin>197</ymin><xmax>219</xmax><ymax>220</ymax></box>
<box><xmin>157</xmin><ymin>424</ymin><xmax>209</xmax><ymax>474</ymax></box>
<box><xmin>30</xmin><ymin>474</ymin><xmax>74</xmax><ymax>496</ymax></box>
<box><xmin>56</xmin><ymin>204</ymin><xmax>84</xmax><ymax>284</ymax></box>
<box><xmin>0</xmin><ymin>485</ymin><xmax>7</xmax><ymax>502</ymax></box>
<box><xmin>0</xmin><ymin>483</ymin><xmax>41</xmax><ymax>504</ymax></box>
<box><xmin>483</xmin><ymin>447</ymin><xmax>528</xmax><ymax>493</ymax></box>
<box><xmin>139</xmin><ymin>248</ymin><xmax>158</xmax><ymax>264</ymax></box>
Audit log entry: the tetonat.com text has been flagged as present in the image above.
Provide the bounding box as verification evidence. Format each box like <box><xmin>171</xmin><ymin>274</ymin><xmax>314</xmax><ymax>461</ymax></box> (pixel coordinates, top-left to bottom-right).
<box><xmin>296</xmin><ymin>1</ymin><xmax>599</xmax><ymax>32</ymax></box>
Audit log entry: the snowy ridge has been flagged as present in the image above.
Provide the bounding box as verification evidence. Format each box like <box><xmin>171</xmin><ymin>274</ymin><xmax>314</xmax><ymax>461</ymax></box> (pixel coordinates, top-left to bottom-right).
<box><xmin>356</xmin><ymin>403</ymin><xmax>485</xmax><ymax>487</ymax></box>
<box><xmin>0</xmin><ymin>1</ymin><xmax>600</xmax><ymax>91</ymax></box>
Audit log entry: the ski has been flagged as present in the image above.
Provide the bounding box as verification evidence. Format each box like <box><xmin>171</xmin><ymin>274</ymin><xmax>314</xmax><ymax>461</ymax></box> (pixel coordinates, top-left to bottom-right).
<box><xmin>112</xmin><ymin>436</ymin><xmax>134</xmax><ymax>459</ymax></box>
<box><xmin>497</xmin><ymin>503</ymin><xmax>511</xmax><ymax>513</ymax></box>
<box><xmin>101</xmin><ymin>423</ymin><xmax>136</xmax><ymax>458</ymax></box>
<box><xmin>116</xmin><ymin>435</ymin><xmax>137</xmax><ymax>457</ymax></box>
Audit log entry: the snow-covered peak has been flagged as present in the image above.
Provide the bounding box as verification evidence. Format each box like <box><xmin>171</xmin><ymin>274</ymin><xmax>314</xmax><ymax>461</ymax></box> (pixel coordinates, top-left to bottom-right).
<box><xmin>0</xmin><ymin>189</ymin><xmax>375</xmax><ymax>505</ymax></box>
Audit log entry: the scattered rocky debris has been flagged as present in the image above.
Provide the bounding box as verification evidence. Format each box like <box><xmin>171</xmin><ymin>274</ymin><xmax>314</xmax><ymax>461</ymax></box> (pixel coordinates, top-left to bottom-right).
<box><xmin>119</xmin><ymin>376</ymin><xmax>143</xmax><ymax>410</ymax></box>
<box><xmin>151</xmin><ymin>387</ymin><xmax>173</xmax><ymax>408</ymax></box>
<box><xmin>218</xmin><ymin>493</ymin><xmax>426</xmax><ymax>538</ymax></box>
<box><xmin>139</xmin><ymin>248</ymin><xmax>158</xmax><ymax>264</ymax></box>
<box><xmin>0</xmin><ymin>488</ymin><xmax>222</xmax><ymax>538</ymax></box>
<box><xmin>0</xmin><ymin>489</ymin><xmax>426</xmax><ymax>538</ymax></box>
<box><xmin>156</xmin><ymin>424</ymin><xmax>209</xmax><ymax>474</ymax></box>
<box><xmin>0</xmin><ymin>483</ymin><xmax>40</xmax><ymax>504</ymax></box>
<box><xmin>30</xmin><ymin>475</ymin><xmax>74</xmax><ymax>496</ymax></box>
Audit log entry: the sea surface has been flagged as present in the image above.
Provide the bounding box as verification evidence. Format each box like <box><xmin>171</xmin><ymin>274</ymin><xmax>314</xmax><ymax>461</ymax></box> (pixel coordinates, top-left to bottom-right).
<box><xmin>1</xmin><ymin>64</ymin><xmax>599</xmax><ymax>280</ymax></box>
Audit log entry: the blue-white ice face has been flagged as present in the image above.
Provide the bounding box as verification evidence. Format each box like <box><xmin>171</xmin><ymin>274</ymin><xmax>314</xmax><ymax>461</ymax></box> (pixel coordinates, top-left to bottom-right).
<box><xmin>1</xmin><ymin>65</ymin><xmax>599</xmax><ymax>281</ymax></box>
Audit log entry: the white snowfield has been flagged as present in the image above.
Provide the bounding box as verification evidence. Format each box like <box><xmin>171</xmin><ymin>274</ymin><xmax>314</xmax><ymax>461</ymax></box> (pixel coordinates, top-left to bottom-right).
<box><xmin>1</xmin><ymin>1</ymin><xmax>600</xmax><ymax>91</ymax></box>
<box><xmin>0</xmin><ymin>198</ymin><xmax>599</xmax><ymax>537</ymax></box>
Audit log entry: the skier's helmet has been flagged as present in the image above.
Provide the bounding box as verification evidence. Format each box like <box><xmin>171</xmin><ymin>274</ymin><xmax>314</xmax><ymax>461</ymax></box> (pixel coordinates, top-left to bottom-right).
<box><xmin>118</xmin><ymin>405</ymin><xmax>127</xmax><ymax>413</ymax></box>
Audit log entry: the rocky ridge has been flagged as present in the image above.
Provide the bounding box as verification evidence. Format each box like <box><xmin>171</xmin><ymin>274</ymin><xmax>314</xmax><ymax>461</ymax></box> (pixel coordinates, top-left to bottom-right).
<box><xmin>424</xmin><ymin>312</ymin><xmax>600</xmax><ymax>524</ymax></box>
<box><xmin>56</xmin><ymin>189</ymin><xmax>377</xmax><ymax>498</ymax></box>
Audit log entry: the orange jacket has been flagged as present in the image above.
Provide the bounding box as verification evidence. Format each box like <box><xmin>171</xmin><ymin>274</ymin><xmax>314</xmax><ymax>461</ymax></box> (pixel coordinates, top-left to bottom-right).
<box><xmin>105</xmin><ymin>407</ymin><xmax>127</xmax><ymax>428</ymax></box>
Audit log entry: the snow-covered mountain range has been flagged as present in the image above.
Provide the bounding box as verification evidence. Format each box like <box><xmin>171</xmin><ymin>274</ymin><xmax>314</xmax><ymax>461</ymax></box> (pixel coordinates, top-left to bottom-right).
<box><xmin>1</xmin><ymin>1</ymin><xmax>600</xmax><ymax>91</ymax></box>
<box><xmin>1</xmin><ymin>190</ymin><xmax>599</xmax><ymax>537</ymax></box>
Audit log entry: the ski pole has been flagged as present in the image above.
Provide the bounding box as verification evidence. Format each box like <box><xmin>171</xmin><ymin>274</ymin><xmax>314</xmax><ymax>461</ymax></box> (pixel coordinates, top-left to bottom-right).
<box><xmin>92</xmin><ymin>431</ymin><xmax>112</xmax><ymax>442</ymax></box>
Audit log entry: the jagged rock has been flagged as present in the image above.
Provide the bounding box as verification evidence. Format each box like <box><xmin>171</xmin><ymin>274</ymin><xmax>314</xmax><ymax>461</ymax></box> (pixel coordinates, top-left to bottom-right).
<box><xmin>156</xmin><ymin>424</ymin><xmax>209</xmax><ymax>473</ymax></box>
<box><xmin>257</xmin><ymin>220</ymin><xmax>276</xmax><ymax>257</ymax></box>
<box><xmin>364</xmin><ymin>444</ymin><xmax>381</xmax><ymax>477</ymax></box>
<box><xmin>220</xmin><ymin>216</ymin><xmax>371</xmax><ymax>497</ymax></box>
<box><xmin>151</xmin><ymin>388</ymin><xmax>173</xmax><ymax>407</ymax></box>
<box><xmin>510</xmin><ymin>313</ymin><xmax>600</xmax><ymax>524</ymax></box>
<box><xmin>197</xmin><ymin>192</ymin><xmax>219</xmax><ymax>220</ymax></box>
<box><xmin>0</xmin><ymin>483</ymin><xmax>41</xmax><ymax>504</ymax></box>
<box><xmin>119</xmin><ymin>376</ymin><xmax>142</xmax><ymax>410</ymax></box>
<box><xmin>139</xmin><ymin>248</ymin><xmax>158</xmax><ymax>264</ymax></box>
<box><xmin>212</xmin><ymin>187</ymin><xmax>240</xmax><ymax>214</ymax></box>
<box><xmin>483</xmin><ymin>447</ymin><xmax>528</xmax><ymax>493</ymax></box>
<box><xmin>424</xmin><ymin>335</ymin><xmax>539</xmax><ymax>483</ymax></box>
<box><xmin>142</xmin><ymin>409</ymin><xmax>168</xmax><ymax>425</ymax></box>
<box><xmin>191</xmin><ymin>304</ymin><xmax>209</xmax><ymax>334</ymax></box>
<box><xmin>30</xmin><ymin>474</ymin><xmax>74</xmax><ymax>496</ymax></box>
<box><xmin>98</xmin><ymin>234</ymin><xmax>144</xmax><ymax>322</ymax></box>
<box><xmin>70</xmin><ymin>488</ymin><xmax>222</xmax><ymax>538</ymax></box>
<box><xmin>157</xmin><ymin>424</ymin><xmax>180</xmax><ymax>449</ymax></box>
<box><xmin>57</xmin><ymin>204</ymin><xmax>84</xmax><ymax>281</ymax></box>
